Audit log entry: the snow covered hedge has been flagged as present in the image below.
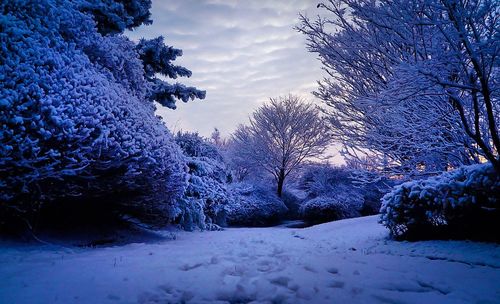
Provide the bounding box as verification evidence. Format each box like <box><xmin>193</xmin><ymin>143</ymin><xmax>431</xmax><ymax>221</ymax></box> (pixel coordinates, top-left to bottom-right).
<box><xmin>0</xmin><ymin>0</ymin><xmax>204</xmax><ymax>229</ymax></box>
<box><xmin>226</xmin><ymin>183</ymin><xmax>288</xmax><ymax>226</ymax></box>
<box><xmin>380</xmin><ymin>163</ymin><xmax>500</xmax><ymax>240</ymax></box>
<box><xmin>300</xmin><ymin>194</ymin><xmax>363</xmax><ymax>224</ymax></box>
<box><xmin>174</xmin><ymin>132</ymin><xmax>231</xmax><ymax>230</ymax></box>
<box><xmin>297</xmin><ymin>165</ymin><xmax>390</xmax><ymax>223</ymax></box>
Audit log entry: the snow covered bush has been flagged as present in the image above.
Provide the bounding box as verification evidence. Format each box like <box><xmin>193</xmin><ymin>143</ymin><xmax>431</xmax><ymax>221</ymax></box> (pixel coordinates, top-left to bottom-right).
<box><xmin>300</xmin><ymin>194</ymin><xmax>363</xmax><ymax>224</ymax></box>
<box><xmin>0</xmin><ymin>0</ymin><xmax>204</xmax><ymax>230</ymax></box>
<box><xmin>298</xmin><ymin>164</ymin><xmax>389</xmax><ymax>222</ymax></box>
<box><xmin>174</xmin><ymin>132</ymin><xmax>231</xmax><ymax>230</ymax></box>
<box><xmin>226</xmin><ymin>182</ymin><xmax>288</xmax><ymax>227</ymax></box>
<box><xmin>380</xmin><ymin>163</ymin><xmax>500</xmax><ymax>241</ymax></box>
<box><xmin>175</xmin><ymin>132</ymin><xmax>223</xmax><ymax>162</ymax></box>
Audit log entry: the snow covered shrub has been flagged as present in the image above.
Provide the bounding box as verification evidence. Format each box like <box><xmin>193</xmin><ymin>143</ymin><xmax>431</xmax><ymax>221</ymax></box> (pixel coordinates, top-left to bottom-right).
<box><xmin>175</xmin><ymin>132</ymin><xmax>231</xmax><ymax>230</ymax></box>
<box><xmin>226</xmin><ymin>183</ymin><xmax>288</xmax><ymax>227</ymax></box>
<box><xmin>175</xmin><ymin>132</ymin><xmax>223</xmax><ymax>162</ymax></box>
<box><xmin>300</xmin><ymin>193</ymin><xmax>363</xmax><ymax>224</ymax></box>
<box><xmin>0</xmin><ymin>0</ymin><xmax>204</xmax><ymax>230</ymax></box>
<box><xmin>380</xmin><ymin>163</ymin><xmax>500</xmax><ymax>241</ymax></box>
<box><xmin>298</xmin><ymin>164</ymin><xmax>390</xmax><ymax>223</ymax></box>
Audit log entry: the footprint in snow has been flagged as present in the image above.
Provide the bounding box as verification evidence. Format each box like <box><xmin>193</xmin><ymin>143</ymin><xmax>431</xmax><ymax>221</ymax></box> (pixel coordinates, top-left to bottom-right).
<box><xmin>210</xmin><ymin>256</ymin><xmax>220</xmax><ymax>265</ymax></box>
<box><xmin>256</xmin><ymin>259</ymin><xmax>273</xmax><ymax>272</ymax></box>
<box><xmin>238</xmin><ymin>251</ymin><xmax>251</xmax><ymax>258</ymax></box>
<box><xmin>270</xmin><ymin>276</ymin><xmax>292</xmax><ymax>287</ymax></box>
<box><xmin>304</xmin><ymin>265</ymin><xmax>318</xmax><ymax>273</ymax></box>
<box><xmin>271</xmin><ymin>247</ymin><xmax>285</xmax><ymax>256</ymax></box>
<box><xmin>326</xmin><ymin>267</ymin><xmax>339</xmax><ymax>274</ymax></box>
<box><xmin>222</xmin><ymin>264</ymin><xmax>247</xmax><ymax>277</ymax></box>
<box><xmin>179</xmin><ymin>262</ymin><xmax>204</xmax><ymax>271</ymax></box>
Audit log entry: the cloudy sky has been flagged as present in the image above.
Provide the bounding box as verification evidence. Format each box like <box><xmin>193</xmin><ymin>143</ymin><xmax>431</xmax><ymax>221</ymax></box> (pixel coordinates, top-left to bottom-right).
<box><xmin>127</xmin><ymin>0</ymin><xmax>326</xmax><ymax>136</ymax></box>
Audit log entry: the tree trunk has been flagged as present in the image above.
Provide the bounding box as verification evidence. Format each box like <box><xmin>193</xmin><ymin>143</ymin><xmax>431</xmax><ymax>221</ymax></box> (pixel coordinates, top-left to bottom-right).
<box><xmin>276</xmin><ymin>169</ymin><xmax>285</xmax><ymax>198</ymax></box>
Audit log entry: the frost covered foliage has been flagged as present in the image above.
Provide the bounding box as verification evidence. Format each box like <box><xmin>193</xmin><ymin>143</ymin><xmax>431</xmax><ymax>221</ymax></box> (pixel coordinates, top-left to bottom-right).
<box><xmin>298</xmin><ymin>165</ymin><xmax>390</xmax><ymax>223</ymax></box>
<box><xmin>0</xmin><ymin>0</ymin><xmax>204</xmax><ymax>229</ymax></box>
<box><xmin>226</xmin><ymin>183</ymin><xmax>288</xmax><ymax>227</ymax></box>
<box><xmin>300</xmin><ymin>165</ymin><xmax>356</xmax><ymax>198</ymax></box>
<box><xmin>174</xmin><ymin>132</ymin><xmax>231</xmax><ymax>230</ymax></box>
<box><xmin>79</xmin><ymin>0</ymin><xmax>152</xmax><ymax>35</ymax></box>
<box><xmin>175</xmin><ymin>132</ymin><xmax>223</xmax><ymax>161</ymax></box>
<box><xmin>380</xmin><ymin>163</ymin><xmax>500</xmax><ymax>241</ymax></box>
<box><xmin>300</xmin><ymin>194</ymin><xmax>363</xmax><ymax>224</ymax></box>
<box><xmin>136</xmin><ymin>37</ymin><xmax>206</xmax><ymax>109</ymax></box>
<box><xmin>229</xmin><ymin>95</ymin><xmax>330</xmax><ymax>197</ymax></box>
<box><xmin>299</xmin><ymin>0</ymin><xmax>500</xmax><ymax>177</ymax></box>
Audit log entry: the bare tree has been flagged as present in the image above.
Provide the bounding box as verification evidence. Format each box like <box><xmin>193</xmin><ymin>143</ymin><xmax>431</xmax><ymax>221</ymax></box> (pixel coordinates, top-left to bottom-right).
<box><xmin>229</xmin><ymin>95</ymin><xmax>331</xmax><ymax>197</ymax></box>
<box><xmin>298</xmin><ymin>0</ymin><xmax>499</xmax><ymax>176</ymax></box>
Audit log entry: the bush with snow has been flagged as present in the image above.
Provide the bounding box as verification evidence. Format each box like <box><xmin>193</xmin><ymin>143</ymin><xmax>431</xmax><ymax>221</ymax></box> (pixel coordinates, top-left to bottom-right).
<box><xmin>300</xmin><ymin>193</ymin><xmax>363</xmax><ymax>224</ymax></box>
<box><xmin>297</xmin><ymin>165</ymin><xmax>389</xmax><ymax>223</ymax></box>
<box><xmin>174</xmin><ymin>132</ymin><xmax>231</xmax><ymax>230</ymax></box>
<box><xmin>380</xmin><ymin>163</ymin><xmax>500</xmax><ymax>241</ymax></box>
<box><xmin>0</xmin><ymin>0</ymin><xmax>204</xmax><ymax>230</ymax></box>
<box><xmin>226</xmin><ymin>182</ymin><xmax>288</xmax><ymax>227</ymax></box>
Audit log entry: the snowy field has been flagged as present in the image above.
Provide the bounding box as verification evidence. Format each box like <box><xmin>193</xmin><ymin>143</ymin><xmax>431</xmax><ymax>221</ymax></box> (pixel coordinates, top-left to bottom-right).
<box><xmin>0</xmin><ymin>216</ymin><xmax>499</xmax><ymax>304</ymax></box>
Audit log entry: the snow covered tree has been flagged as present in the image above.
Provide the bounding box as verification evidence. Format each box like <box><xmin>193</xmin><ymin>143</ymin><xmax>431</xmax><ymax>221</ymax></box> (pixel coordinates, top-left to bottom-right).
<box><xmin>229</xmin><ymin>95</ymin><xmax>331</xmax><ymax>197</ymax></box>
<box><xmin>78</xmin><ymin>0</ymin><xmax>153</xmax><ymax>35</ymax></box>
<box><xmin>210</xmin><ymin>128</ymin><xmax>227</xmax><ymax>148</ymax></box>
<box><xmin>136</xmin><ymin>37</ymin><xmax>206</xmax><ymax>109</ymax></box>
<box><xmin>299</xmin><ymin>0</ymin><xmax>499</xmax><ymax>177</ymax></box>
<box><xmin>0</xmin><ymin>0</ymin><xmax>205</xmax><ymax>230</ymax></box>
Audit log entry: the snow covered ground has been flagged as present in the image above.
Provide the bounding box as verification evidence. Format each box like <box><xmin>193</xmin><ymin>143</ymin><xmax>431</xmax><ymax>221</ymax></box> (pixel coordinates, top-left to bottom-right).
<box><xmin>0</xmin><ymin>216</ymin><xmax>499</xmax><ymax>304</ymax></box>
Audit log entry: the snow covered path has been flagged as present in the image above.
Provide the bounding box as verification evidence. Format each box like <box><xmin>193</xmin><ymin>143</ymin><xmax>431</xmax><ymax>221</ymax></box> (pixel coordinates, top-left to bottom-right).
<box><xmin>1</xmin><ymin>216</ymin><xmax>499</xmax><ymax>304</ymax></box>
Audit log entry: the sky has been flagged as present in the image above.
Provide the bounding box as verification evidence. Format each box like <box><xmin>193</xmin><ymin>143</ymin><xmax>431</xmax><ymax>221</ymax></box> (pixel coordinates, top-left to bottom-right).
<box><xmin>127</xmin><ymin>0</ymin><xmax>325</xmax><ymax>135</ymax></box>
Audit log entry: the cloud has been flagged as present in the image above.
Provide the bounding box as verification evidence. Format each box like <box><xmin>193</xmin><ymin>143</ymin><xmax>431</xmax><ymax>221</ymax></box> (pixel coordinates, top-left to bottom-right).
<box><xmin>127</xmin><ymin>1</ymin><xmax>333</xmax><ymax>148</ymax></box>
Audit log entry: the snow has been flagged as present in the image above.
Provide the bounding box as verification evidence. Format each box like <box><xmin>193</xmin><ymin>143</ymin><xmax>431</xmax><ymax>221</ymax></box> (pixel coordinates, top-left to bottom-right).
<box><xmin>1</xmin><ymin>216</ymin><xmax>499</xmax><ymax>304</ymax></box>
